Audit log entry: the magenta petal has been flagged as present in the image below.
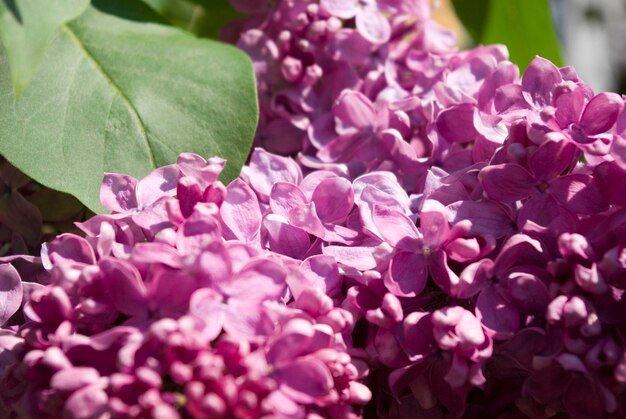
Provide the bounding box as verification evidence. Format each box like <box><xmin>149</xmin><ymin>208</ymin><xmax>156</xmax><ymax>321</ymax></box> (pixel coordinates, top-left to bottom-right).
<box><xmin>221</xmin><ymin>259</ymin><xmax>286</xmax><ymax>304</ymax></box>
<box><xmin>356</xmin><ymin>7</ymin><xmax>391</xmax><ymax>44</ymax></box>
<box><xmin>479</xmin><ymin>163</ymin><xmax>536</xmax><ymax>202</ymax></box>
<box><xmin>177</xmin><ymin>153</ymin><xmax>225</xmax><ymax>186</ymax></box>
<box><xmin>323</xmin><ymin>242</ymin><xmax>390</xmax><ymax>271</ymax></box>
<box><xmin>312</xmin><ymin>177</ymin><xmax>354</xmax><ymax>223</ymax></box>
<box><xmin>447</xmin><ymin>200</ymin><xmax>513</xmax><ymax>238</ymax></box>
<box><xmin>99</xmin><ymin>258</ymin><xmax>147</xmax><ymax>317</ymax></box>
<box><xmin>177</xmin><ymin>205</ymin><xmax>222</xmax><ymax>255</ymax></box>
<box><xmin>372</xmin><ymin>205</ymin><xmax>421</xmax><ymax>251</ymax></box>
<box><xmin>612</xmin><ymin>134</ymin><xmax>626</xmax><ymax>170</ymax></box>
<box><xmin>296</xmin><ymin>255</ymin><xmax>341</xmax><ymax>297</ymax></box>
<box><xmin>594</xmin><ymin>162</ymin><xmax>626</xmax><ymax>206</ymax></box>
<box><xmin>275</xmin><ymin>358</ymin><xmax>333</xmax><ymax>404</ymax></box>
<box><xmin>131</xmin><ymin>242</ymin><xmax>181</xmax><ymax>268</ymax></box>
<box><xmin>149</xmin><ymin>268</ymin><xmax>197</xmax><ymax>316</ymax></box>
<box><xmin>0</xmin><ymin>264</ymin><xmax>22</xmax><ymax>326</ymax></box>
<box><xmin>521</xmin><ymin>56</ymin><xmax>562</xmax><ymax>107</ymax></box>
<box><xmin>381</xmin><ymin>129</ymin><xmax>423</xmax><ymax>173</ymax></box>
<box><xmin>385</xmin><ymin>251</ymin><xmax>427</xmax><ymax>297</ymax></box>
<box><xmin>328</xmin><ymin>29</ymin><xmax>373</xmax><ymax>66</ymax></box>
<box><xmin>436</xmin><ymin>103</ymin><xmax>479</xmax><ymax>143</ymax></box>
<box><xmin>428</xmin><ymin>250</ymin><xmax>460</xmax><ymax>293</ymax></box>
<box><xmin>455</xmin><ymin>258</ymin><xmax>493</xmax><ymax>298</ymax></box>
<box><xmin>189</xmin><ymin>288</ymin><xmax>224</xmax><ymax>341</ymax></box>
<box><xmin>554</xmin><ymin>86</ymin><xmax>585</xmax><ymax>128</ymax></box>
<box><xmin>420</xmin><ymin>199</ymin><xmax>450</xmax><ymax>249</ymax></box>
<box><xmin>100</xmin><ymin>173</ymin><xmax>138</xmax><ymax>213</ymax></box>
<box><xmin>333</xmin><ymin>90</ymin><xmax>376</xmax><ymax>129</ymax></box>
<box><xmin>263</xmin><ymin>215</ymin><xmax>311</xmax><ymax>259</ymax></box>
<box><xmin>47</xmin><ymin>233</ymin><xmax>96</xmax><ymax>266</ymax></box>
<box><xmin>131</xmin><ymin>196</ymin><xmax>172</xmax><ymax>234</ymax></box>
<box><xmin>63</xmin><ymin>384</ymin><xmax>107</xmax><ymax>419</ymax></box>
<box><xmin>549</xmin><ymin>174</ymin><xmax>607</xmax><ymax>215</ymax></box>
<box><xmin>517</xmin><ymin>192</ymin><xmax>561</xmax><ymax>229</ymax></box>
<box><xmin>402</xmin><ymin>312</ymin><xmax>436</xmax><ymax>360</ymax></box>
<box><xmin>506</xmin><ymin>270</ymin><xmax>551</xmax><ymax>314</ymax></box>
<box><xmin>476</xmin><ymin>287</ymin><xmax>520</xmax><ymax>338</ymax></box>
<box><xmin>477</xmin><ymin>61</ymin><xmax>519</xmax><ymax>111</ymax></box>
<box><xmin>270</xmin><ymin>182</ymin><xmax>308</xmax><ymax>218</ymax></box>
<box><xmin>221</xmin><ymin>178</ymin><xmax>262</xmax><ymax>244</ymax></box>
<box><xmin>493</xmin><ymin>234</ymin><xmax>544</xmax><ymax>275</ymax></box>
<box><xmin>528</xmin><ymin>136</ymin><xmax>576</xmax><ymax>180</ymax></box>
<box><xmin>249</xmin><ymin>148</ymin><xmax>302</xmax><ymax>200</ymax></box>
<box><xmin>320</xmin><ymin>0</ymin><xmax>358</xmax><ymax>19</ymax></box>
<box><xmin>579</xmin><ymin>92</ymin><xmax>624</xmax><ymax>135</ymax></box>
<box><xmin>136</xmin><ymin>164</ymin><xmax>180</xmax><ymax>208</ymax></box>
<box><xmin>51</xmin><ymin>367</ymin><xmax>100</xmax><ymax>394</ymax></box>
<box><xmin>288</xmin><ymin>202</ymin><xmax>326</xmax><ymax>238</ymax></box>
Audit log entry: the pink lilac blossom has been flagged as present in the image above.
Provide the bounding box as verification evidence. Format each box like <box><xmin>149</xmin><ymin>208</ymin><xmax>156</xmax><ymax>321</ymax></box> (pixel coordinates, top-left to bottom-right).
<box><xmin>2</xmin><ymin>0</ymin><xmax>626</xmax><ymax>417</ymax></box>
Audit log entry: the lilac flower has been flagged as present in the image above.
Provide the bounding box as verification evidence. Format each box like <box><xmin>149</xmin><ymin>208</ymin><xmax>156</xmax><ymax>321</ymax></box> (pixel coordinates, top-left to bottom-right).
<box><xmin>321</xmin><ymin>0</ymin><xmax>391</xmax><ymax>44</ymax></box>
<box><xmin>371</xmin><ymin>199</ymin><xmax>480</xmax><ymax>296</ymax></box>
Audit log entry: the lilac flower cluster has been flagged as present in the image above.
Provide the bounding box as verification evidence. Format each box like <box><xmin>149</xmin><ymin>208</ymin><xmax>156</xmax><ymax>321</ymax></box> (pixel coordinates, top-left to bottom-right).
<box><xmin>2</xmin><ymin>0</ymin><xmax>626</xmax><ymax>417</ymax></box>
<box><xmin>0</xmin><ymin>154</ymin><xmax>370</xmax><ymax>418</ymax></box>
<box><xmin>226</xmin><ymin>0</ymin><xmax>626</xmax><ymax>416</ymax></box>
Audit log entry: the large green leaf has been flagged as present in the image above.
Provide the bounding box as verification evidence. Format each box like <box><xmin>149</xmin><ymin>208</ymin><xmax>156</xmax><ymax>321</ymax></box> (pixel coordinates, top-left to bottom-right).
<box><xmin>0</xmin><ymin>0</ymin><xmax>258</xmax><ymax>213</ymax></box>
<box><xmin>452</xmin><ymin>0</ymin><xmax>563</xmax><ymax>69</ymax></box>
<box><xmin>0</xmin><ymin>0</ymin><xmax>90</xmax><ymax>94</ymax></box>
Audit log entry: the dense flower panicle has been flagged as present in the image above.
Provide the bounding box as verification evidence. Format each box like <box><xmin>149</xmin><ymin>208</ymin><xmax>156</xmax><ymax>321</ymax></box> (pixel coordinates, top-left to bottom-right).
<box><xmin>226</xmin><ymin>0</ymin><xmax>626</xmax><ymax>416</ymax></box>
<box><xmin>2</xmin><ymin>0</ymin><xmax>626</xmax><ymax>417</ymax></box>
<box><xmin>0</xmin><ymin>155</ymin><xmax>370</xmax><ymax>418</ymax></box>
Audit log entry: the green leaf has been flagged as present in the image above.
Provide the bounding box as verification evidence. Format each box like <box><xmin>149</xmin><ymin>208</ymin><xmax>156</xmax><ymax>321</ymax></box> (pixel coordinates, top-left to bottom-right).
<box><xmin>0</xmin><ymin>0</ymin><xmax>258</xmax><ymax>213</ymax></box>
<box><xmin>0</xmin><ymin>0</ymin><xmax>91</xmax><ymax>94</ymax></box>
<box><xmin>141</xmin><ymin>0</ymin><xmax>241</xmax><ymax>39</ymax></box>
<box><xmin>452</xmin><ymin>0</ymin><xmax>563</xmax><ymax>69</ymax></box>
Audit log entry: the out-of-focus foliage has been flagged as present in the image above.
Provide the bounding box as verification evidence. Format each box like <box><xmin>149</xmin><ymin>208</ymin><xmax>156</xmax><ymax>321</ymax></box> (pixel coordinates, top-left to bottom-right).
<box><xmin>452</xmin><ymin>0</ymin><xmax>563</xmax><ymax>68</ymax></box>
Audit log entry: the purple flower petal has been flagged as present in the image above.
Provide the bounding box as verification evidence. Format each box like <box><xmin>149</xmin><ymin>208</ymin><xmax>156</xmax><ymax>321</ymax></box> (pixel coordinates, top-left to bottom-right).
<box><xmin>528</xmin><ymin>136</ymin><xmax>576</xmax><ymax>181</ymax></box>
<box><xmin>385</xmin><ymin>251</ymin><xmax>427</xmax><ymax>297</ymax></box>
<box><xmin>249</xmin><ymin>148</ymin><xmax>302</xmax><ymax>200</ymax></box>
<box><xmin>476</xmin><ymin>286</ymin><xmax>521</xmax><ymax>338</ymax></box>
<box><xmin>479</xmin><ymin>163</ymin><xmax>536</xmax><ymax>202</ymax></box>
<box><xmin>521</xmin><ymin>56</ymin><xmax>562</xmax><ymax>107</ymax></box>
<box><xmin>455</xmin><ymin>258</ymin><xmax>493</xmax><ymax>298</ymax></box>
<box><xmin>428</xmin><ymin>250</ymin><xmax>460</xmax><ymax>293</ymax></box>
<box><xmin>323</xmin><ymin>242</ymin><xmax>391</xmax><ymax>271</ymax></box>
<box><xmin>0</xmin><ymin>264</ymin><xmax>22</xmax><ymax>326</ymax></box>
<box><xmin>356</xmin><ymin>7</ymin><xmax>391</xmax><ymax>45</ymax></box>
<box><xmin>549</xmin><ymin>174</ymin><xmax>607</xmax><ymax>215</ymax></box>
<box><xmin>220</xmin><ymin>258</ymin><xmax>286</xmax><ymax>304</ymax></box>
<box><xmin>594</xmin><ymin>161</ymin><xmax>626</xmax><ymax>206</ymax></box>
<box><xmin>436</xmin><ymin>103</ymin><xmax>479</xmax><ymax>143</ymax></box>
<box><xmin>270</xmin><ymin>182</ymin><xmax>308</xmax><ymax>218</ymax></box>
<box><xmin>275</xmin><ymin>358</ymin><xmax>334</xmax><ymax>404</ymax></box>
<box><xmin>100</xmin><ymin>173</ymin><xmax>138</xmax><ymax>213</ymax></box>
<box><xmin>136</xmin><ymin>164</ymin><xmax>180</xmax><ymax>208</ymax></box>
<box><xmin>63</xmin><ymin>384</ymin><xmax>108</xmax><ymax>419</ymax></box>
<box><xmin>402</xmin><ymin>312</ymin><xmax>436</xmax><ymax>360</ymax></box>
<box><xmin>420</xmin><ymin>199</ymin><xmax>450</xmax><ymax>249</ymax></box>
<box><xmin>312</xmin><ymin>177</ymin><xmax>354</xmax><ymax>223</ymax></box>
<box><xmin>99</xmin><ymin>258</ymin><xmax>148</xmax><ymax>317</ymax></box>
<box><xmin>320</xmin><ymin>0</ymin><xmax>358</xmax><ymax>19</ymax></box>
<box><xmin>263</xmin><ymin>214</ymin><xmax>311</xmax><ymax>259</ymax></box>
<box><xmin>372</xmin><ymin>205</ymin><xmax>421</xmax><ymax>251</ymax></box>
<box><xmin>177</xmin><ymin>153</ymin><xmax>225</xmax><ymax>187</ymax></box>
<box><xmin>579</xmin><ymin>92</ymin><xmax>623</xmax><ymax>135</ymax></box>
<box><xmin>46</xmin><ymin>233</ymin><xmax>96</xmax><ymax>266</ymax></box>
<box><xmin>333</xmin><ymin>90</ymin><xmax>376</xmax><ymax>130</ymax></box>
<box><xmin>221</xmin><ymin>178</ymin><xmax>262</xmax><ymax>244</ymax></box>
